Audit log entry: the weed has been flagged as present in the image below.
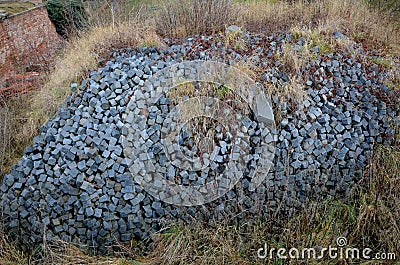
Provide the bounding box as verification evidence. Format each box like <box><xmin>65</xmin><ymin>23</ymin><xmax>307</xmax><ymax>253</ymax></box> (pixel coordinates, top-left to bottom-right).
<box><xmin>225</xmin><ymin>26</ymin><xmax>247</xmax><ymax>51</ymax></box>
<box><xmin>371</xmin><ymin>57</ymin><xmax>393</xmax><ymax>69</ymax></box>
<box><xmin>214</xmin><ymin>85</ymin><xmax>230</xmax><ymax>100</ymax></box>
<box><xmin>155</xmin><ymin>0</ymin><xmax>238</xmax><ymax>38</ymax></box>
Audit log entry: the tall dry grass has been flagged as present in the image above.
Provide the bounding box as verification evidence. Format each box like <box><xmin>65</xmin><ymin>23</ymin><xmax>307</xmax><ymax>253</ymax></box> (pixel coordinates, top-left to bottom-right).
<box><xmin>155</xmin><ymin>0</ymin><xmax>238</xmax><ymax>38</ymax></box>
<box><xmin>239</xmin><ymin>0</ymin><xmax>399</xmax><ymax>53</ymax></box>
<box><xmin>144</xmin><ymin>145</ymin><xmax>400</xmax><ymax>265</ymax></box>
<box><xmin>0</xmin><ymin>22</ymin><xmax>164</xmax><ymax>177</ymax></box>
<box><xmin>32</xmin><ymin>22</ymin><xmax>164</xmax><ymax>124</ymax></box>
<box><xmin>85</xmin><ymin>0</ymin><xmax>156</xmax><ymax>28</ymax></box>
<box><xmin>0</xmin><ymin>222</ymin><xmax>139</xmax><ymax>265</ymax></box>
<box><xmin>353</xmin><ymin>145</ymin><xmax>400</xmax><ymax>254</ymax></box>
<box><xmin>0</xmin><ymin>94</ymin><xmax>38</xmax><ymax>177</ymax></box>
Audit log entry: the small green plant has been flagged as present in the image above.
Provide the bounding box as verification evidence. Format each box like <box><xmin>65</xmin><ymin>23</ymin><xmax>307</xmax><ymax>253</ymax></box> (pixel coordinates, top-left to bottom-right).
<box><xmin>119</xmin><ymin>259</ymin><xmax>139</xmax><ymax>265</ymax></box>
<box><xmin>371</xmin><ymin>56</ymin><xmax>392</xmax><ymax>69</ymax></box>
<box><xmin>214</xmin><ymin>84</ymin><xmax>230</xmax><ymax>100</ymax></box>
<box><xmin>316</xmin><ymin>41</ymin><xmax>333</xmax><ymax>54</ymax></box>
<box><xmin>225</xmin><ymin>26</ymin><xmax>247</xmax><ymax>50</ymax></box>
<box><xmin>291</xmin><ymin>28</ymin><xmax>334</xmax><ymax>56</ymax></box>
<box><xmin>352</xmin><ymin>31</ymin><xmax>366</xmax><ymax>43</ymax></box>
<box><xmin>159</xmin><ymin>226</ymin><xmax>185</xmax><ymax>240</ymax></box>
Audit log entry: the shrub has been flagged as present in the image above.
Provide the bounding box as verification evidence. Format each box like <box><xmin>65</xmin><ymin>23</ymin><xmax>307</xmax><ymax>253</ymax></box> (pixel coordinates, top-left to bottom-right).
<box><xmin>155</xmin><ymin>0</ymin><xmax>238</xmax><ymax>38</ymax></box>
<box><xmin>46</xmin><ymin>0</ymin><xmax>88</xmax><ymax>36</ymax></box>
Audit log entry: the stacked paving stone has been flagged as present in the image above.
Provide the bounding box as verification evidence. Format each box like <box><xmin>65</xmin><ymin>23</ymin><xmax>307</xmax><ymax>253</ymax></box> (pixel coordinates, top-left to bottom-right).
<box><xmin>1</xmin><ymin>32</ymin><xmax>398</xmax><ymax>253</ymax></box>
<box><xmin>122</xmin><ymin>60</ymin><xmax>275</xmax><ymax>207</ymax></box>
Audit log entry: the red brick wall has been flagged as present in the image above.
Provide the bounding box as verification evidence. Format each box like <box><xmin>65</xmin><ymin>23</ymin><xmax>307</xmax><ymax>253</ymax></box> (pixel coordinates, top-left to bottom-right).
<box><xmin>0</xmin><ymin>6</ymin><xmax>62</xmax><ymax>78</ymax></box>
<box><xmin>0</xmin><ymin>22</ymin><xmax>12</xmax><ymax>69</ymax></box>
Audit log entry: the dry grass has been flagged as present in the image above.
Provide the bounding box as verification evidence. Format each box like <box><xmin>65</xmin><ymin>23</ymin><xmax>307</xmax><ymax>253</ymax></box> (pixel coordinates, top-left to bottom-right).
<box><xmin>0</xmin><ymin>224</ymin><xmax>28</xmax><ymax>265</ymax></box>
<box><xmin>143</xmin><ymin>144</ymin><xmax>400</xmax><ymax>265</ymax></box>
<box><xmin>232</xmin><ymin>51</ymin><xmax>307</xmax><ymax>122</ymax></box>
<box><xmin>0</xmin><ymin>2</ymin><xmax>35</xmax><ymax>15</ymax></box>
<box><xmin>0</xmin><ymin>94</ymin><xmax>38</xmax><ymax>177</ymax></box>
<box><xmin>353</xmin><ymin>145</ymin><xmax>400</xmax><ymax>254</ymax></box>
<box><xmin>279</xmin><ymin>42</ymin><xmax>309</xmax><ymax>74</ymax></box>
<box><xmin>33</xmin><ymin>22</ymin><xmax>164</xmax><ymax>121</ymax></box>
<box><xmin>29</xmin><ymin>241</ymin><xmax>136</xmax><ymax>265</ymax></box>
<box><xmin>239</xmin><ymin>0</ymin><xmax>321</xmax><ymax>33</ymax></box>
<box><xmin>146</xmin><ymin>223</ymin><xmax>265</xmax><ymax>265</ymax></box>
<box><xmin>0</xmin><ymin>226</ymin><xmax>141</xmax><ymax>265</ymax></box>
<box><xmin>239</xmin><ymin>0</ymin><xmax>400</xmax><ymax>55</ymax></box>
<box><xmin>266</xmin><ymin>75</ymin><xmax>306</xmax><ymax>122</ymax></box>
<box><xmin>155</xmin><ymin>0</ymin><xmax>239</xmax><ymax>38</ymax></box>
<box><xmin>85</xmin><ymin>0</ymin><xmax>156</xmax><ymax>28</ymax></box>
<box><xmin>168</xmin><ymin>81</ymin><xmax>250</xmax><ymax>142</ymax></box>
<box><xmin>232</xmin><ymin>58</ymin><xmax>306</xmax><ymax>102</ymax></box>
